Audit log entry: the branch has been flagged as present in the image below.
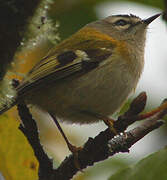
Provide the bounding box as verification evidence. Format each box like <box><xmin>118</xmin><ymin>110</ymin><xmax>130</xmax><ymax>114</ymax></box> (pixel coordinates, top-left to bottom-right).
<box><xmin>17</xmin><ymin>92</ymin><xmax>167</xmax><ymax>180</ymax></box>
<box><xmin>17</xmin><ymin>102</ymin><xmax>53</xmax><ymax>180</ymax></box>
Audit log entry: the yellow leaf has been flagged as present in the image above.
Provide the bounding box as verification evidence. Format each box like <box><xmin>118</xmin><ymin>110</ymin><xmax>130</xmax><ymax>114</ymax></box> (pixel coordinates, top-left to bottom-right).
<box><xmin>0</xmin><ymin>113</ymin><xmax>38</xmax><ymax>180</ymax></box>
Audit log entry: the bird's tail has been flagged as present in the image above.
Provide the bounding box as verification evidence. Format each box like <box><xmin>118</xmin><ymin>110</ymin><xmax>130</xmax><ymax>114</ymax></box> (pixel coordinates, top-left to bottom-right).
<box><xmin>0</xmin><ymin>79</ymin><xmax>18</xmax><ymax>115</ymax></box>
<box><xmin>0</xmin><ymin>100</ymin><xmax>17</xmax><ymax>115</ymax></box>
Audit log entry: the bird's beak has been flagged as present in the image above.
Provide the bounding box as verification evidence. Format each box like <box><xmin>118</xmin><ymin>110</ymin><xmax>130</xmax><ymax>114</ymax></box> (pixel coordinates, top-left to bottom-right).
<box><xmin>143</xmin><ymin>13</ymin><xmax>161</xmax><ymax>25</ymax></box>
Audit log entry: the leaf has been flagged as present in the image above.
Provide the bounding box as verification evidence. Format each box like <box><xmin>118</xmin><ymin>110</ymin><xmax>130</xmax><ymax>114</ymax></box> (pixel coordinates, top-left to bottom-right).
<box><xmin>0</xmin><ymin>113</ymin><xmax>38</xmax><ymax>180</ymax></box>
<box><xmin>109</xmin><ymin>147</ymin><xmax>167</xmax><ymax>180</ymax></box>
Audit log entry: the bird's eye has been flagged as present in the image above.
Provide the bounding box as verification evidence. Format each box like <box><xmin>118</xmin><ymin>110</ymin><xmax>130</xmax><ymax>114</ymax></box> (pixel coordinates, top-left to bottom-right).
<box><xmin>114</xmin><ymin>19</ymin><xmax>128</xmax><ymax>26</ymax></box>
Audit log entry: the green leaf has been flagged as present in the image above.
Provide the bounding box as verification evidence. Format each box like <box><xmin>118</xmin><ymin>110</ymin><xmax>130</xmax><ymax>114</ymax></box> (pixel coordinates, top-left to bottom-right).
<box><xmin>109</xmin><ymin>147</ymin><xmax>167</xmax><ymax>180</ymax></box>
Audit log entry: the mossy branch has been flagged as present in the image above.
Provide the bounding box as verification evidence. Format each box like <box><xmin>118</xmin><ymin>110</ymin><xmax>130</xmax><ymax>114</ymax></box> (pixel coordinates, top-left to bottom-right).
<box><xmin>0</xmin><ymin>0</ymin><xmax>41</xmax><ymax>80</ymax></box>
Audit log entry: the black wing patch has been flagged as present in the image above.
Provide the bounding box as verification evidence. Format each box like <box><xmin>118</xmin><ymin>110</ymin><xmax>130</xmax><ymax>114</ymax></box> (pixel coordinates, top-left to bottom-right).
<box><xmin>57</xmin><ymin>51</ymin><xmax>77</xmax><ymax>65</ymax></box>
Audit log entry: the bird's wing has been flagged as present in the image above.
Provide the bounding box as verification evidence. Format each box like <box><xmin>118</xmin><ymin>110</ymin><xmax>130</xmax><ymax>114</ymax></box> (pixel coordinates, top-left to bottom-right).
<box><xmin>17</xmin><ymin>36</ymin><xmax>113</xmax><ymax>96</ymax></box>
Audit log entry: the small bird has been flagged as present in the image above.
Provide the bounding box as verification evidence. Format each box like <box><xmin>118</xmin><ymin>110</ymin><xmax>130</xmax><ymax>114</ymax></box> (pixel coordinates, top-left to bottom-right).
<box><xmin>0</xmin><ymin>13</ymin><xmax>161</xmax><ymax>155</ymax></box>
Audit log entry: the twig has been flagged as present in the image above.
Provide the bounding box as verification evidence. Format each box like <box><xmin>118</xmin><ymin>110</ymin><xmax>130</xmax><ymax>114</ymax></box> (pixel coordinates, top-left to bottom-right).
<box><xmin>17</xmin><ymin>92</ymin><xmax>167</xmax><ymax>180</ymax></box>
<box><xmin>109</xmin><ymin>114</ymin><xmax>164</xmax><ymax>156</ymax></box>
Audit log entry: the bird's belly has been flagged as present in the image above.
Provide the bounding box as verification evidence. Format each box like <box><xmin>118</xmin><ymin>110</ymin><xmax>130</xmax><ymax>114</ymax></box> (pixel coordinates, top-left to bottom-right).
<box><xmin>29</xmin><ymin>61</ymin><xmax>138</xmax><ymax>124</ymax></box>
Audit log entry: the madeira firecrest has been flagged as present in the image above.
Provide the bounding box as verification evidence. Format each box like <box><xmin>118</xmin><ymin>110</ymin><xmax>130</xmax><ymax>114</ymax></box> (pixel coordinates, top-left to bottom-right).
<box><xmin>0</xmin><ymin>13</ymin><xmax>161</xmax><ymax>153</ymax></box>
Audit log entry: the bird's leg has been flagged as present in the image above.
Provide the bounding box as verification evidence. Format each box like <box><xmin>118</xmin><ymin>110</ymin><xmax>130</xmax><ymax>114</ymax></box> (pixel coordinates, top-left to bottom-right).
<box><xmin>81</xmin><ymin>110</ymin><xmax>117</xmax><ymax>134</ymax></box>
<box><xmin>95</xmin><ymin>113</ymin><xmax>117</xmax><ymax>134</ymax></box>
<box><xmin>49</xmin><ymin>113</ymin><xmax>82</xmax><ymax>169</ymax></box>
